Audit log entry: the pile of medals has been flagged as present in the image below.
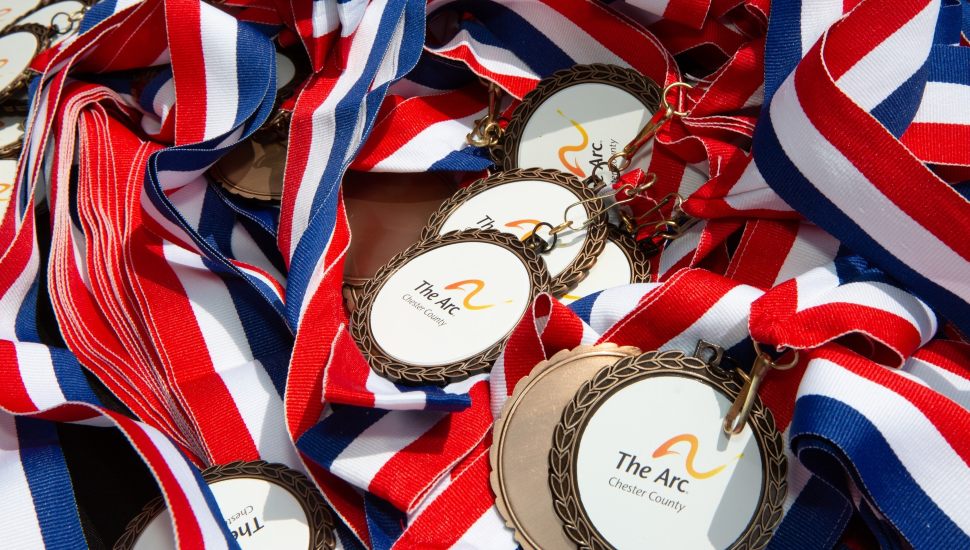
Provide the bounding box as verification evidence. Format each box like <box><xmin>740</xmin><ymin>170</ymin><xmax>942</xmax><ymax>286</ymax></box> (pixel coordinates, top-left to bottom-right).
<box><xmin>2</xmin><ymin>1</ymin><xmax>968</xmax><ymax>549</ymax></box>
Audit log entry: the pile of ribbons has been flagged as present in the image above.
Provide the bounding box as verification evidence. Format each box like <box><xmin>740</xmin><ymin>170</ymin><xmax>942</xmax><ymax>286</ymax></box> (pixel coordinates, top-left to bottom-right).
<box><xmin>1</xmin><ymin>0</ymin><xmax>968</xmax><ymax>548</ymax></box>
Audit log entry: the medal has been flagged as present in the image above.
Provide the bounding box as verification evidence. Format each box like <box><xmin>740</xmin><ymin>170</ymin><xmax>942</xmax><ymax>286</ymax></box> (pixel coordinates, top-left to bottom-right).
<box><xmin>16</xmin><ymin>0</ymin><xmax>87</xmax><ymax>45</ymax></box>
<box><xmin>493</xmin><ymin>64</ymin><xmax>663</xmax><ymax>184</ymax></box>
<box><xmin>559</xmin><ymin>226</ymin><xmax>651</xmax><ymax>304</ymax></box>
<box><xmin>548</xmin><ymin>346</ymin><xmax>787</xmax><ymax>550</ymax></box>
<box><xmin>0</xmin><ymin>0</ymin><xmax>43</xmax><ymax>32</ymax></box>
<box><xmin>115</xmin><ymin>461</ymin><xmax>336</xmax><ymax>550</ymax></box>
<box><xmin>421</xmin><ymin>168</ymin><xmax>607</xmax><ymax>296</ymax></box>
<box><xmin>491</xmin><ymin>344</ymin><xmax>642</xmax><ymax>550</ymax></box>
<box><xmin>350</xmin><ymin>228</ymin><xmax>550</xmax><ymax>385</ymax></box>
<box><xmin>0</xmin><ymin>24</ymin><xmax>50</xmax><ymax>104</ymax></box>
<box><xmin>0</xmin><ymin>104</ymin><xmax>25</xmax><ymax>158</ymax></box>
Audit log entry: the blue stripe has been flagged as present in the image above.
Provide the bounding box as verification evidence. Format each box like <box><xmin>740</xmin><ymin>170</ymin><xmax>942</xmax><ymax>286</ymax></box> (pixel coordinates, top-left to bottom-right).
<box><xmin>791</xmin><ymin>395</ymin><xmax>970</xmax><ymax>548</ymax></box>
<box><xmin>336</xmin><ymin>522</ymin><xmax>367</xmax><ymax>550</ymax></box>
<box><xmin>139</xmin><ymin>69</ymin><xmax>174</xmax><ymax>115</ymax></box>
<box><xmin>407</xmin><ymin>384</ymin><xmax>473</xmax><ymax>412</ymax></box>
<box><xmin>870</xmin><ymin>62</ymin><xmax>926</xmax><ymax>138</ymax></box>
<box><xmin>762</xmin><ymin>0</ymin><xmax>804</xmax><ymax>102</ymax></box>
<box><xmin>754</xmin><ymin>109</ymin><xmax>967</xmax><ymax>333</ymax></box>
<box><xmin>405</xmin><ymin>54</ymin><xmax>476</xmax><ymax>91</ymax></box>
<box><xmin>365</xmin><ymin>493</ymin><xmax>406</xmax><ymax>550</ymax></box>
<box><xmin>442</xmin><ymin>0</ymin><xmax>572</xmax><ymax>78</ymax></box>
<box><xmin>768</xmin><ymin>475</ymin><xmax>851</xmax><ymax>550</ymax></box>
<box><xmin>297</xmin><ymin>407</ymin><xmax>387</xmax><ymax>469</ymax></box>
<box><xmin>233</xmin><ymin>22</ymin><xmax>276</xmax><ymax>129</ymax></box>
<box><xmin>427</xmin><ymin>147</ymin><xmax>494</xmax><ymax>172</ymax></box>
<box><xmin>49</xmin><ymin>348</ymin><xmax>101</xmax><ymax>405</ymax></box>
<box><xmin>80</xmin><ymin>0</ymin><xmax>117</xmax><ymax>33</ymax></box>
<box><xmin>568</xmin><ymin>291</ymin><xmax>601</xmax><ymax>325</ymax></box>
<box><xmin>935</xmin><ymin>1</ymin><xmax>964</xmax><ymax>45</ymax></box>
<box><xmin>14</xmin><ymin>280</ymin><xmax>41</xmax><ymax>342</ymax></box>
<box><xmin>927</xmin><ymin>44</ymin><xmax>970</xmax><ymax>85</ymax></box>
<box><xmin>16</xmin><ymin>417</ymin><xmax>88</xmax><ymax>550</ymax></box>
<box><xmin>286</xmin><ymin>0</ymin><xmax>424</xmax><ymax>327</ymax></box>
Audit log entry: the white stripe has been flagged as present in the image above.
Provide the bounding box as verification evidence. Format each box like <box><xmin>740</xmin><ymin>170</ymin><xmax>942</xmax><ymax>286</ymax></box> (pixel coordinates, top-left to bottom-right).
<box><xmin>230</xmin><ymin>223</ymin><xmax>286</xmax><ymax>287</ymax></box>
<box><xmin>588</xmin><ymin>283</ymin><xmax>657</xmax><ymax>335</ymax></box>
<box><xmin>450</xmin><ymin>505</ymin><xmax>518</xmax><ymax>549</ymax></box>
<box><xmin>801</xmin><ymin>280</ymin><xmax>937</xmax><ymax>341</ymax></box>
<box><xmin>371</xmin><ymin>111</ymin><xmax>485</xmax><ymax>171</ymax></box>
<box><xmin>774</xmin><ymin>223</ymin><xmax>840</xmax><ymax>286</ymax></box>
<box><xmin>772</xmin><ymin>73</ymin><xmax>970</xmax><ymax>305</ymax></box>
<box><xmin>200</xmin><ymin>6</ymin><xmax>240</xmax><ymax>140</ymax></box>
<box><xmin>312</xmin><ymin>0</ymin><xmax>340</xmax><ymax>38</ymax></box>
<box><xmin>142</xmin><ymin>426</ymin><xmax>231</xmax><ymax>549</ymax></box>
<box><xmin>725</xmin><ymin>159</ymin><xmax>795</xmax><ymax>212</ymax></box>
<box><xmin>366</xmin><ymin>371</ymin><xmax>428</xmax><ymax>411</ymax></box>
<box><xmin>431</xmin><ymin>32</ymin><xmax>537</xmax><ymax>80</ymax></box>
<box><xmin>331</xmin><ymin>410</ymin><xmax>443</xmax><ymax>488</ymax></box>
<box><xmin>798</xmin><ymin>358</ymin><xmax>970</xmax><ymax>533</ymax></box>
<box><xmin>162</xmin><ymin>243</ymin><xmax>298</xmax><ymax>467</ymax></box>
<box><xmin>290</xmin><ymin>0</ymin><xmax>391</xmax><ymax>259</ymax></box>
<box><xmin>626</xmin><ymin>0</ymin><xmax>671</xmax><ymax>17</ymax></box>
<box><xmin>0</xmin><ymin>414</ymin><xmax>45</xmax><ymax>550</ymax></box>
<box><xmin>15</xmin><ymin>343</ymin><xmax>66</xmax><ymax>410</ymax></box>
<box><xmin>835</xmin><ymin>0</ymin><xmax>938</xmax><ymax>112</ymax></box>
<box><xmin>338</xmin><ymin>0</ymin><xmax>370</xmax><ymax>38</ymax></box>
<box><xmin>662</xmin><ymin>284</ymin><xmax>762</xmax><ymax>352</ymax></box>
<box><xmin>799</xmin><ymin>0</ymin><xmax>843</xmax><ymax>57</ymax></box>
<box><xmin>0</xmin><ymin>247</ymin><xmax>37</xmax><ymax>338</ymax></box>
<box><xmin>512</xmin><ymin>1</ymin><xmax>627</xmax><ymax>68</ymax></box>
<box><xmin>912</xmin><ymin>81</ymin><xmax>970</xmax><ymax>125</ymax></box>
<box><xmin>904</xmin><ymin>357</ymin><xmax>970</xmax><ymax>412</ymax></box>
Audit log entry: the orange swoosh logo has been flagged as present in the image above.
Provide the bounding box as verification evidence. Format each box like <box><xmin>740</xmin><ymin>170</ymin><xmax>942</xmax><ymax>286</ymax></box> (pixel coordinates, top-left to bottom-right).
<box><xmin>444</xmin><ymin>279</ymin><xmax>494</xmax><ymax>310</ymax></box>
<box><xmin>652</xmin><ymin>434</ymin><xmax>741</xmax><ymax>480</ymax></box>
<box><xmin>504</xmin><ymin>218</ymin><xmax>542</xmax><ymax>241</ymax></box>
<box><xmin>557</xmin><ymin>109</ymin><xmax>587</xmax><ymax>178</ymax></box>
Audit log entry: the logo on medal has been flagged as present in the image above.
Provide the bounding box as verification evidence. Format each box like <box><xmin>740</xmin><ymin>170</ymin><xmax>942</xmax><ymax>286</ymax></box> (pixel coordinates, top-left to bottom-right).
<box><xmin>444</xmin><ymin>279</ymin><xmax>494</xmax><ymax>310</ymax></box>
<box><xmin>652</xmin><ymin>434</ymin><xmax>741</xmax><ymax>480</ymax></box>
<box><xmin>557</xmin><ymin>109</ymin><xmax>588</xmax><ymax>178</ymax></box>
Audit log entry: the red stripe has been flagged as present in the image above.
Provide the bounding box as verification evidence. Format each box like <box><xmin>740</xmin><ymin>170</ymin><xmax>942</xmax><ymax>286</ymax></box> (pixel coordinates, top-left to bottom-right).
<box><xmin>391</xmin><ymin>441</ymin><xmax>494</xmax><ymax>549</ymax></box>
<box><xmin>165</xmin><ymin>0</ymin><xmax>207</xmax><ymax>144</ymax></box>
<box><xmin>432</xmin><ymin>44</ymin><xmax>538</xmax><ymax>99</ymax></box>
<box><xmin>499</xmin><ymin>300</ymin><xmax>548</xmax><ymax>399</ymax></box>
<box><xmin>279</xmin><ymin>71</ymin><xmax>340</xmax><ymax>263</ymax></box>
<box><xmin>552</xmin><ymin>0</ymin><xmax>675</xmax><ymax>86</ymax></box>
<box><xmin>823</xmin><ymin>0</ymin><xmax>931</xmax><ymax>80</ymax></box>
<box><xmin>0</xmin><ymin>341</ymin><xmax>38</xmax><ymax>413</ymax></box>
<box><xmin>373</xmin><ymin>382</ymin><xmax>492</xmax><ymax>512</ymax></box>
<box><xmin>912</xmin><ymin>340</ymin><xmax>970</xmax><ymax>379</ymax></box>
<box><xmin>662</xmin><ymin>0</ymin><xmax>712</xmax><ymax>30</ymax></box>
<box><xmin>599</xmin><ymin>268</ymin><xmax>738</xmax><ymax>348</ymax></box>
<box><xmin>815</xmin><ymin>345</ymin><xmax>970</xmax><ymax>462</ymax></box>
<box><xmin>901</xmin><ymin>123</ymin><xmax>970</xmax><ymax>167</ymax></box>
<box><xmin>351</xmin><ymin>86</ymin><xmax>486</xmax><ymax>170</ymax></box>
<box><xmin>321</xmin><ymin>331</ymin><xmax>376</xmax><ymax>408</ymax></box>
<box><xmin>725</xmin><ymin>220</ymin><xmax>799</xmax><ymax>289</ymax></box>
<box><xmin>796</xmin><ymin>42</ymin><xmax>970</xmax><ymax>261</ymax></box>
<box><xmin>111</xmin><ymin>413</ymin><xmax>206</xmax><ymax>549</ymax></box>
<box><xmin>130</xmin><ymin>231</ymin><xmax>260</xmax><ymax>463</ymax></box>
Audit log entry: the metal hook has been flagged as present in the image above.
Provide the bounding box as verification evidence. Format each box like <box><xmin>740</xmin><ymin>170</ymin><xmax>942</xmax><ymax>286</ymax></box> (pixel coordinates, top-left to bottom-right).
<box><xmin>466</xmin><ymin>81</ymin><xmax>504</xmax><ymax>147</ymax></box>
<box><xmin>723</xmin><ymin>341</ymin><xmax>799</xmax><ymax>435</ymax></box>
<box><xmin>604</xmin><ymin>81</ymin><xmax>693</xmax><ymax>177</ymax></box>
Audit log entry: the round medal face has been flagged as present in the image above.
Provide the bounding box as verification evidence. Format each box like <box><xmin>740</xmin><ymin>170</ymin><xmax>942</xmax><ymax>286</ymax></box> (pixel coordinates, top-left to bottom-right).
<box><xmin>560</xmin><ymin>227</ymin><xmax>650</xmax><ymax>304</ymax></box>
<box><xmin>491</xmin><ymin>345</ymin><xmax>642</xmax><ymax>550</ymax></box>
<box><xmin>351</xmin><ymin>229</ymin><xmax>549</xmax><ymax>385</ymax></box>
<box><xmin>116</xmin><ymin>461</ymin><xmax>336</xmax><ymax>550</ymax></box>
<box><xmin>495</xmin><ymin>64</ymin><xmax>663</xmax><ymax>185</ymax></box>
<box><xmin>17</xmin><ymin>1</ymin><xmax>85</xmax><ymax>45</ymax></box>
<box><xmin>0</xmin><ymin>158</ymin><xmax>15</xmax><ymax>221</ymax></box>
<box><xmin>0</xmin><ymin>112</ymin><xmax>24</xmax><ymax>158</ymax></box>
<box><xmin>0</xmin><ymin>26</ymin><xmax>46</xmax><ymax>104</ymax></box>
<box><xmin>550</xmin><ymin>351</ymin><xmax>786</xmax><ymax>550</ymax></box>
<box><xmin>0</xmin><ymin>0</ymin><xmax>42</xmax><ymax>32</ymax></box>
<box><xmin>421</xmin><ymin>168</ymin><xmax>606</xmax><ymax>297</ymax></box>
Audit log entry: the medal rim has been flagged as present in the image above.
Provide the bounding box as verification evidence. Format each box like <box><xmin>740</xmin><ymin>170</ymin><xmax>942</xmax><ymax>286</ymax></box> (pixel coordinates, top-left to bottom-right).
<box><xmin>491</xmin><ymin>344</ymin><xmax>642</xmax><ymax>550</ymax></box>
<box><xmin>114</xmin><ymin>460</ymin><xmax>337</xmax><ymax>550</ymax></box>
<box><xmin>0</xmin><ymin>24</ymin><xmax>50</xmax><ymax>105</ymax></box>
<box><xmin>350</xmin><ymin>228</ymin><xmax>551</xmax><ymax>386</ymax></box>
<box><xmin>549</xmin><ymin>350</ymin><xmax>787</xmax><ymax>550</ymax></box>
<box><xmin>492</xmin><ymin>63</ymin><xmax>663</xmax><ymax>173</ymax></box>
<box><xmin>0</xmin><ymin>0</ymin><xmax>46</xmax><ymax>33</ymax></box>
<box><xmin>0</xmin><ymin>106</ymin><xmax>26</xmax><ymax>159</ymax></box>
<box><xmin>420</xmin><ymin>167</ymin><xmax>607</xmax><ymax>297</ymax></box>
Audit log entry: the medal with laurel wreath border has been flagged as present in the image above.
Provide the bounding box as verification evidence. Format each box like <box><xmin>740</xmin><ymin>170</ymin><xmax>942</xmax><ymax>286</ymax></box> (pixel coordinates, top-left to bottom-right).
<box><xmin>548</xmin><ymin>350</ymin><xmax>787</xmax><ymax>550</ymax></box>
<box><xmin>492</xmin><ymin>64</ymin><xmax>663</xmax><ymax>173</ymax></box>
<box><xmin>115</xmin><ymin>461</ymin><xmax>337</xmax><ymax>550</ymax></box>
<box><xmin>351</xmin><ymin>228</ymin><xmax>550</xmax><ymax>385</ymax></box>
